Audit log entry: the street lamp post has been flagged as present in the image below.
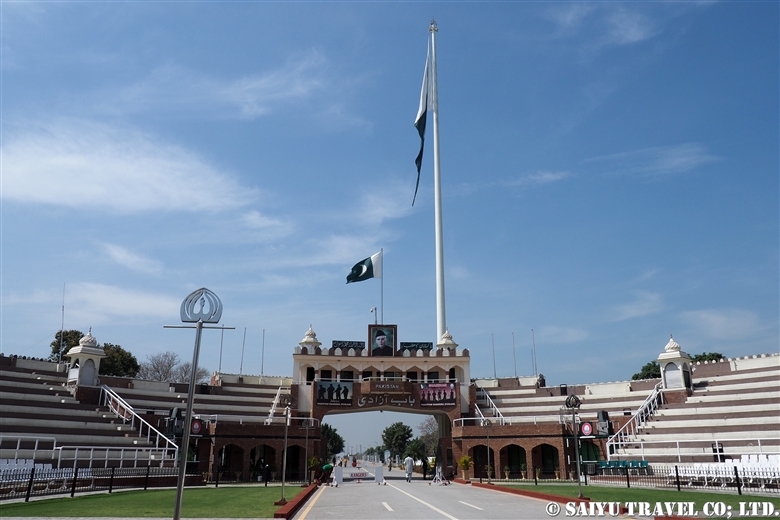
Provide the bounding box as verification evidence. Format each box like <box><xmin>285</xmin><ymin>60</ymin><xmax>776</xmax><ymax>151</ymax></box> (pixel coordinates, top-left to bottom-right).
<box><xmin>275</xmin><ymin>395</ymin><xmax>291</xmax><ymax>506</ymax></box>
<box><xmin>165</xmin><ymin>288</ymin><xmax>234</xmax><ymax>520</ymax></box>
<box><xmin>482</xmin><ymin>419</ymin><xmax>492</xmax><ymax>483</ymax></box>
<box><xmin>301</xmin><ymin>417</ymin><xmax>319</xmax><ymax>485</ymax></box>
<box><xmin>565</xmin><ymin>395</ymin><xmax>584</xmax><ymax>499</ymax></box>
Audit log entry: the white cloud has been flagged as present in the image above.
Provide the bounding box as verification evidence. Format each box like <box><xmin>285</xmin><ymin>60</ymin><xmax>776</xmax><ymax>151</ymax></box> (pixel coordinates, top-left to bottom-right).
<box><xmin>681</xmin><ymin>309</ymin><xmax>761</xmax><ymax>341</ymax></box>
<box><xmin>452</xmin><ymin>170</ymin><xmax>570</xmax><ymax>197</ymax></box>
<box><xmin>503</xmin><ymin>171</ymin><xmax>570</xmax><ymax>187</ymax></box>
<box><xmin>99</xmin><ymin>242</ymin><xmax>163</xmax><ymax>275</ymax></box>
<box><xmin>610</xmin><ymin>292</ymin><xmax>663</xmax><ymax>321</ymax></box>
<box><xmin>355</xmin><ymin>178</ymin><xmax>415</xmax><ymax>226</ymax></box>
<box><xmin>546</xmin><ymin>3</ymin><xmax>594</xmax><ymax>32</ymax></box>
<box><xmin>604</xmin><ymin>8</ymin><xmax>658</xmax><ymax>46</ymax></box>
<box><xmin>546</xmin><ymin>4</ymin><xmax>657</xmax><ymax>47</ymax></box>
<box><xmin>110</xmin><ymin>50</ymin><xmax>326</xmax><ymax>119</ymax></box>
<box><xmin>62</xmin><ymin>283</ymin><xmax>181</xmax><ymax>325</ymax></box>
<box><xmin>2</xmin><ymin>119</ymin><xmax>258</xmax><ymax>213</ymax></box>
<box><xmin>535</xmin><ymin>326</ymin><xmax>588</xmax><ymax>344</ymax></box>
<box><xmin>584</xmin><ymin>143</ymin><xmax>721</xmax><ymax>177</ymax></box>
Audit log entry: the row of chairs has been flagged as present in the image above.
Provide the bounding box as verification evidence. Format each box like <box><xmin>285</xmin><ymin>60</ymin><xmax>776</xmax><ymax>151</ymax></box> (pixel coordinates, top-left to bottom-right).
<box><xmin>598</xmin><ymin>460</ymin><xmax>649</xmax><ymax>474</ymax></box>
<box><xmin>0</xmin><ymin>459</ymin><xmax>34</xmax><ymax>470</ymax></box>
<box><xmin>667</xmin><ymin>462</ymin><xmax>780</xmax><ymax>488</ymax></box>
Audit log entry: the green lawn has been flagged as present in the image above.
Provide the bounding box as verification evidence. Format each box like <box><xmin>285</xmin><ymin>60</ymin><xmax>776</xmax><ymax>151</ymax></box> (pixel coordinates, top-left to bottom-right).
<box><xmin>499</xmin><ymin>482</ymin><xmax>780</xmax><ymax>512</ymax></box>
<box><xmin>2</xmin><ymin>482</ymin><xmax>778</xmax><ymax>518</ymax></box>
<box><xmin>0</xmin><ymin>486</ymin><xmax>305</xmax><ymax>518</ymax></box>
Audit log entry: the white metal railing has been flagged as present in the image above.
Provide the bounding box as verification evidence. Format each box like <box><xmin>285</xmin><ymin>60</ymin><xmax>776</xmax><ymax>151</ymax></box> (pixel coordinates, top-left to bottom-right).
<box><xmin>606</xmin><ymin>381</ymin><xmax>664</xmax><ymax>460</ymax></box>
<box><xmin>0</xmin><ymin>435</ymin><xmax>57</xmax><ymax>460</ymax></box>
<box><xmin>190</xmin><ymin>413</ymin><xmax>320</xmax><ymax>428</ymax></box>
<box><xmin>476</xmin><ymin>388</ymin><xmax>505</xmax><ymax>420</ymax></box>
<box><xmin>267</xmin><ymin>386</ymin><xmax>290</xmax><ymax>420</ymax></box>
<box><xmin>100</xmin><ymin>386</ymin><xmax>178</xmax><ymax>462</ymax></box>
<box><xmin>453</xmin><ymin>415</ymin><xmax>563</xmax><ymax>427</ymax></box>
<box><xmin>608</xmin><ymin>437</ymin><xmax>780</xmax><ymax>463</ymax></box>
<box><xmin>55</xmin><ymin>445</ymin><xmax>175</xmax><ymax>469</ymax></box>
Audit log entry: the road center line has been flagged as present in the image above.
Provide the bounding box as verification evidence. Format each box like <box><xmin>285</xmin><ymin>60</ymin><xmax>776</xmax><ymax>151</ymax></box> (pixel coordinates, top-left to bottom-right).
<box><xmin>382</xmin><ymin>501</ymin><xmax>394</xmax><ymax>511</ymax></box>
<box><xmin>386</xmin><ymin>482</ymin><xmax>460</xmax><ymax>520</ymax></box>
<box><xmin>458</xmin><ymin>500</ymin><xmax>483</xmax><ymax>510</ymax></box>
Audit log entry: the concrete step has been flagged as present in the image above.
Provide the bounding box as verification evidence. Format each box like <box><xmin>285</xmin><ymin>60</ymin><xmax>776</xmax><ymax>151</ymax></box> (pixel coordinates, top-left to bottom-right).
<box><xmin>0</xmin><ymin>417</ymin><xmax>136</xmax><ymax>432</ymax></box>
<box><xmin>0</xmin><ymin>391</ymin><xmax>79</xmax><ymax>405</ymax></box>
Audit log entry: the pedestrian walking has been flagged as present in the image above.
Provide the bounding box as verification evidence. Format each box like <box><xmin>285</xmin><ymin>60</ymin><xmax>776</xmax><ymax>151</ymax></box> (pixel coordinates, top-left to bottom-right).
<box><xmin>404</xmin><ymin>455</ymin><xmax>414</xmax><ymax>482</ymax></box>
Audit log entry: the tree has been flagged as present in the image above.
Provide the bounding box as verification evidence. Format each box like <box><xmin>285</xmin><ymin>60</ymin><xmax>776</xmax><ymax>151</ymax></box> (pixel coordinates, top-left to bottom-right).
<box><xmin>418</xmin><ymin>416</ymin><xmax>438</xmax><ymax>456</ymax></box>
<box><xmin>381</xmin><ymin>422</ymin><xmax>413</xmax><ymax>459</ymax></box>
<box><xmin>320</xmin><ymin>423</ymin><xmax>344</xmax><ymax>459</ymax></box>
<box><xmin>174</xmin><ymin>362</ymin><xmax>210</xmax><ymax>384</ymax></box>
<box><xmin>631</xmin><ymin>361</ymin><xmax>660</xmax><ymax>380</ymax></box>
<box><xmin>100</xmin><ymin>343</ymin><xmax>140</xmax><ymax>377</ymax></box>
<box><xmin>49</xmin><ymin>330</ymin><xmax>84</xmax><ymax>361</ymax></box>
<box><xmin>632</xmin><ymin>352</ymin><xmax>725</xmax><ymax>380</ymax></box>
<box><xmin>404</xmin><ymin>438</ymin><xmax>427</xmax><ymax>461</ymax></box>
<box><xmin>137</xmin><ymin>351</ymin><xmax>209</xmax><ymax>383</ymax></box>
<box><xmin>137</xmin><ymin>351</ymin><xmax>179</xmax><ymax>381</ymax></box>
<box><xmin>692</xmin><ymin>352</ymin><xmax>724</xmax><ymax>363</ymax></box>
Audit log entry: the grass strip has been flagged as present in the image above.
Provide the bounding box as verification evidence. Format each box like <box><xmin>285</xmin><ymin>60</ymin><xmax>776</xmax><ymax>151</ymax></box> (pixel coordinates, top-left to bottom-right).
<box><xmin>0</xmin><ymin>486</ymin><xmax>304</xmax><ymax>518</ymax></box>
<box><xmin>498</xmin><ymin>482</ymin><xmax>780</xmax><ymax>511</ymax></box>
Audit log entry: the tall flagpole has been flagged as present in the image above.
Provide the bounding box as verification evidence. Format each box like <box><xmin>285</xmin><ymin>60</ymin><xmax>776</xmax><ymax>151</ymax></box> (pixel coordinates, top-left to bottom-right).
<box><xmin>430</xmin><ymin>20</ymin><xmax>447</xmax><ymax>342</ymax></box>
<box><xmin>380</xmin><ymin>248</ymin><xmax>384</xmax><ymax>325</ymax></box>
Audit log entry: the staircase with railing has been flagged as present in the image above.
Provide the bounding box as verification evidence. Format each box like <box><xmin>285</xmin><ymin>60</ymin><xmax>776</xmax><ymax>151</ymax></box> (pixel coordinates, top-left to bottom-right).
<box><xmin>606</xmin><ymin>380</ymin><xmax>664</xmax><ymax>460</ymax></box>
<box><xmin>99</xmin><ymin>386</ymin><xmax>179</xmax><ymax>467</ymax></box>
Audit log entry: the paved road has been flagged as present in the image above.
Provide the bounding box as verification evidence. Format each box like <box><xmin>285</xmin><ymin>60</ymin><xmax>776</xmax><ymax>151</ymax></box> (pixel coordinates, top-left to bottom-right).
<box><xmin>293</xmin><ymin>469</ymin><xmax>554</xmax><ymax>520</ymax></box>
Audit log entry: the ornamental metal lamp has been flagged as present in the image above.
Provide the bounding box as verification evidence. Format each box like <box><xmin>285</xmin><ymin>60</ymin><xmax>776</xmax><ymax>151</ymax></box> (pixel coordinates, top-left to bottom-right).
<box><xmin>565</xmin><ymin>394</ymin><xmax>585</xmax><ymax>499</ymax></box>
<box><xmin>481</xmin><ymin>418</ymin><xmax>492</xmax><ymax>483</ymax></box>
<box><xmin>165</xmin><ymin>288</ymin><xmax>234</xmax><ymax>520</ymax></box>
<box><xmin>275</xmin><ymin>394</ymin><xmax>292</xmax><ymax>506</ymax></box>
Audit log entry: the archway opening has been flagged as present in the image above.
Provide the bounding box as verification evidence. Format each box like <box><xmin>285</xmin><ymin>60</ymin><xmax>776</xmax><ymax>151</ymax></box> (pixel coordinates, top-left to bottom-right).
<box><xmin>500</xmin><ymin>444</ymin><xmax>527</xmax><ymax>478</ymax></box>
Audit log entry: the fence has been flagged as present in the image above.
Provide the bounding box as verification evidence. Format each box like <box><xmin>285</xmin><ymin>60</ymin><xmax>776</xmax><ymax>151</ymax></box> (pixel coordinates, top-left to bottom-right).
<box><xmin>0</xmin><ymin>465</ymin><xmax>200</xmax><ymax>502</ymax></box>
<box><xmin>582</xmin><ymin>462</ymin><xmax>779</xmax><ymax>495</ymax></box>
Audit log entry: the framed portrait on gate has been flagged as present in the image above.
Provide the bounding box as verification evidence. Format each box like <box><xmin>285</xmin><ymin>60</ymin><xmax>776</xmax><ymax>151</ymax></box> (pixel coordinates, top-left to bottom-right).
<box><xmin>368</xmin><ymin>324</ymin><xmax>397</xmax><ymax>357</ymax></box>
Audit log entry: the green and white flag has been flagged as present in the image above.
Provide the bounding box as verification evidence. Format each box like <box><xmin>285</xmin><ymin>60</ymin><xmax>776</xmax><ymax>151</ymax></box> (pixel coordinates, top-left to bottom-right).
<box><xmin>346</xmin><ymin>251</ymin><xmax>382</xmax><ymax>284</ymax></box>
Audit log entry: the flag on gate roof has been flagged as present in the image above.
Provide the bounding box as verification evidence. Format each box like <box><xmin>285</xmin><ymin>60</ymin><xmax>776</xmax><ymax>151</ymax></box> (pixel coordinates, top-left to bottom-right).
<box><xmin>413</xmin><ymin>44</ymin><xmax>430</xmax><ymax>207</ymax></box>
<box><xmin>346</xmin><ymin>251</ymin><xmax>382</xmax><ymax>284</ymax></box>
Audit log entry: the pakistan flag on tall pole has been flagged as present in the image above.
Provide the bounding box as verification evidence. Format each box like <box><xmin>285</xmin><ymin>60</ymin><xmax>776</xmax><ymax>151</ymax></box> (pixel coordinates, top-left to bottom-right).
<box><xmin>346</xmin><ymin>249</ymin><xmax>384</xmax><ymax>324</ymax></box>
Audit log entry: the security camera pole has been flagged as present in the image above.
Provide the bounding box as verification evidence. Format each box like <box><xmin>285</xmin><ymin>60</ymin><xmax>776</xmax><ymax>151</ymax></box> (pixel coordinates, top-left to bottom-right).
<box><xmin>165</xmin><ymin>288</ymin><xmax>234</xmax><ymax>520</ymax></box>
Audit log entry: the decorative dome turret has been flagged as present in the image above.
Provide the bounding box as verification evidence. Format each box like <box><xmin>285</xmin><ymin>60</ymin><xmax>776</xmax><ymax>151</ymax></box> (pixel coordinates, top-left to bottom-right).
<box><xmin>65</xmin><ymin>327</ymin><xmax>106</xmax><ymax>387</ymax></box>
<box><xmin>79</xmin><ymin>328</ymin><xmax>98</xmax><ymax>348</ymax></box>
<box><xmin>664</xmin><ymin>334</ymin><xmax>681</xmax><ymax>352</ymax></box>
<box><xmin>657</xmin><ymin>333</ymin><xmax>692</xmax><ymax>392</ymax></box>
<box><xmin>298</xmin><ymin>325</ymin><xmax>322</xmax><ymax>349</ymax></box>
<box><xmin>436</xmin><ymin>329</ymin><xmax>458</xmax><ymax>350</ymax></box>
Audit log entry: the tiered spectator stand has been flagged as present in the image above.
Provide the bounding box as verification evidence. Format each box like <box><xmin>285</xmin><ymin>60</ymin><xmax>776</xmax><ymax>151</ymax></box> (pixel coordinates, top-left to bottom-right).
<box><xmin>453</xmin><ymin>376</ymin><xmax>654</xmax><ymax>480</ymax></box>
<box><xmin>100</xmin><ymin>373</ymin><xmax>307</xmax><ymax>483</ymax></box>
<box><xmin>610</xmin><ymin>354</ymin><xmax>780</xmax><ymax>465</ymax></box>
<box><xmin>0</xmin><ymin>355</ymin><xmax>159</xmax><ymax>472</ymax></box>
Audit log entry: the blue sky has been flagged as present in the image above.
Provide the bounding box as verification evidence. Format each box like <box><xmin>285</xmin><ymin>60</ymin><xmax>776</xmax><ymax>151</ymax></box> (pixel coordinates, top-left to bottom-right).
<box><xmin>2</xmin><ymin>2</ymin><xmax>778</xmax><ymax>446</ymax></box>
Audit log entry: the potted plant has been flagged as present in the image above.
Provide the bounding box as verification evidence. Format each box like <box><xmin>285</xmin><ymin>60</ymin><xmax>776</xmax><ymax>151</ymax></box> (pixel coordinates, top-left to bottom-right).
<box><xmin>308</xmin><ymin>457</ymin><xmax>321</xmax><ymax>484</ymax></box>
<box><xmin>520</xmin><ymin>463</ymin><xmax>527</xmax><ymax>479</ymax></box>
<box><xmin>504</xmin><ymin>465</ymin><xmax>510</xmax><ymax>479</ymax></box>
<box><xmin>458</xmin><ymin>455</ymin><xmax>472</xmax><ymax>480</ymax></box>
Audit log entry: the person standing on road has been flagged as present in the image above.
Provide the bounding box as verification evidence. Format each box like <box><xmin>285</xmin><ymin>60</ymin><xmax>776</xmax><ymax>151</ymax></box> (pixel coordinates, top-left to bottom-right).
<box><xmin>404</xmin><ymin>455</ymin><xmax>414</xmax><ymax>482</ymax></box>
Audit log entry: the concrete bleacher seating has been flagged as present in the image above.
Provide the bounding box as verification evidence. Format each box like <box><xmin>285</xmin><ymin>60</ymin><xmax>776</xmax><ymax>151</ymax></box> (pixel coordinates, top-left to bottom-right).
<box><xmin>102</xmin><ymin>374</ymin><xmax>285</xmax><ymax>425</ymax></box>
<box><xmin>0</xmin><ymin>359</ymin><xmax>157</xmax><ymax>466</ymax></box>
<box><xmin>476</xmin><ymin>377</ymin><xmax>654</xmax><ymax>425</ymax></box>
<box><xmin>612</xmin><ymin>355</ymin><xmax>780</xmax><ymax>463</ymax></box>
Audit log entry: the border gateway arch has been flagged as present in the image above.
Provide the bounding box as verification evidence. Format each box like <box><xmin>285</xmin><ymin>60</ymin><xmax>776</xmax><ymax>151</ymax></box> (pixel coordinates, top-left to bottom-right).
<box><xmin>292</xmin><ymin>325</ymin><xmax>470</xmax><ymax>474</ymax></box>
